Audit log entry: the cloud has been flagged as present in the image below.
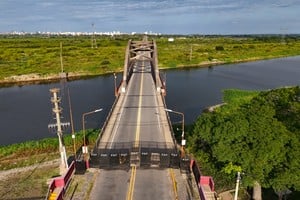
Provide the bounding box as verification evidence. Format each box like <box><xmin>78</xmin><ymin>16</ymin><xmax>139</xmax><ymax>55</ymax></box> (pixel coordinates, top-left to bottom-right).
<box><xmin>1</xmin><ymin>0</ymin><xmax>300</xmax><ymax>34</ymax></box>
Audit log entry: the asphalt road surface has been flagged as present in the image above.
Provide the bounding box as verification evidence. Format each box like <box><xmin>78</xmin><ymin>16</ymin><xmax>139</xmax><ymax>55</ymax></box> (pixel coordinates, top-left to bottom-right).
<box><xmin>107</xmin><ymin>59</ymin><xmax>168</xmax><ymax>145</ymax></box>
<box><xmin>90</xmin><ymin>53</ymin><xmax>178</xmax><ymax>199</ymax></box>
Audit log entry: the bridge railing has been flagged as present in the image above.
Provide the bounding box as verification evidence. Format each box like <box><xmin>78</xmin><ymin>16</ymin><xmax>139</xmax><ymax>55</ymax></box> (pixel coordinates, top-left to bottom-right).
<box><xmin>158</xmin><ymin>76</ymin><xmax>179</xmax><ymax>150</ymax></box>
<box><xmin>92</xmin><ymin>93</ymin><xmax>121</xmax><ymax>154</ymax></box>
<box><xmin>122</xmin><ymin>40</ymin><xmax>131</xmax><ymax>85</ymax></box>
<box><xmin>190</xmin><ymin>159</ymin><xmax>218</xmax><ymax>200</ymax></box>
<box><xmin>45</xmin><ymin>161</ymin><xmax>75</xmax><ymax>200</ymax></box>
<box><xmin>153</xmin><ymin>40</ymin><xmax>160</xmax><ymax>89</ymax></box>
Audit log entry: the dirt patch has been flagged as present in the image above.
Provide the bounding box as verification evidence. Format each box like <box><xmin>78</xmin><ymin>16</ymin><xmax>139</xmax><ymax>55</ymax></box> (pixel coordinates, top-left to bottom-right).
<box><xmin>219</xmin><ymin>191</ymin><xmax>234</xmax><ymax>200</ymax></box>
<box><xmin>0</xmin><ymin>159</ymin><xmax>60</xmax><ymax>200</ymax></box>
<box><xmin>0</xmin><ymin>72</ymin><xmax>93</xmax><ymax>87</ymax></box>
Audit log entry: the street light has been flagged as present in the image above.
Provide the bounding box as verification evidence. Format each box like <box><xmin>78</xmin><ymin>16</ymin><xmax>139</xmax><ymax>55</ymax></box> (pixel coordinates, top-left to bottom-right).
<box><xmin>82</xmin><ymin>108</ymin><xmax>103</xmax><ymax>168</ymax></box>
<box><xmin>234</xmin><ymin>172</ymin><xmax>241</xmax><ymax>200</ymax></box>
<box><xmin>114</xmin><ymin>73</ymin><xmax>117</xmax><ymax>97</ymax></box>
<box><xmin>165</xmin><ymin>108</ymin><xmax>185</xmax><ymax>157</ymax></box>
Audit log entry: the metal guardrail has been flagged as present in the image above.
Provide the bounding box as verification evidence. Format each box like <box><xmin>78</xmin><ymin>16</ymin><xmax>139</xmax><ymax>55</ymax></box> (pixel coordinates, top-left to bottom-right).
<box><xmin>190</xmin><ymin>159</ymin><xmax>217</xmax><ymax>200</ymax></box>
<box><xmin>159</xmin><ymin>73</ymin><xmax>179</xmax><ymax>148</ymax></box>
<box><xmin>46</xmin><ymin>161</ymin><xmax>76</xmax><ymax>200</ymax></box>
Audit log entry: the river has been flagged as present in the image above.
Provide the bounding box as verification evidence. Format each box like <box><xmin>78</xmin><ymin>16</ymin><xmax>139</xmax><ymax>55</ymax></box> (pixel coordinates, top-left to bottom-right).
<box><xmin>0</xmin><ymin>56</ymin><xmax>299</xmax><ymax>146</ymax></box>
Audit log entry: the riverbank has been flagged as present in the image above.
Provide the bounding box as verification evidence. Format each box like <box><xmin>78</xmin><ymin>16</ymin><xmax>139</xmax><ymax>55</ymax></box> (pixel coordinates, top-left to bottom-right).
<box><xmin>1</xmin><ymin>35</ymin><xmax>300</xmax><ymax>87</ymax></box>
<box><xmin>0</xmin><ymin>54</ymin><xmax>295</xmax><ymax>87</ymax></box>
<box><xmin>0</xmin><ymin>71</ymin><xmax>96</xmax><ymax>87</ymax></box>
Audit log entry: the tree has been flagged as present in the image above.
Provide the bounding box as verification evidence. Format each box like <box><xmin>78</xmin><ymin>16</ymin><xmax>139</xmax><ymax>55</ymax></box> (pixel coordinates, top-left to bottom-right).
<box><xmin>189</xmin><ymin>87</ymin><xmax>300</xmax><ymax>199</ymax></box>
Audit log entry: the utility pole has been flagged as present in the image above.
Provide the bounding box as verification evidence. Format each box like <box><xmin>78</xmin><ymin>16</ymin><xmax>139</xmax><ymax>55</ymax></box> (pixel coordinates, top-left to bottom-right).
<box><xmin>189</xmin><ymin>45</ymin><xmax>193</xmax><ymax>61</ymax></box>
<box><xmin>59</xmin><ymin>42</ymin><xmax>67</xmax><ymax>79</ymax></box>
<box><xmin>280</xmin><ymin>27</ymin><xmax>288</xmax><ymax>45</ymax></box>
<box><xmin>49</xmin><ymin>88</ymin><xmax>70</xmax><ymax>175</ymax></box>
<box><xmin>91</xmin><ymin>23</ymin><xmax>97</xmax><ymax>48</ymax></box>
<box><xmin>60</xmin><ymin>42</ymin><xmax>64</xmax><ymax>73</ymax></box>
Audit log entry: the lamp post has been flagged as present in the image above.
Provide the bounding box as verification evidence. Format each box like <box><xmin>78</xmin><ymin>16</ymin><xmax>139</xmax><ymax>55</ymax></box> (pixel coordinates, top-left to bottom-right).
<box><xmin>234</xmin><ymin>172</ymin><xmax>241</xmax><ymax>200</ymax></box>
<box><xmin>165</xmin><ymin>108</ymin><xmax>185</xmax><ymax>157</ymax></box>
<box><xmin>82</xmin><ymin>108</ymin><xmax>103</xmax><ymax>168</ymax></box>
<box><xmin>67</xmin><ymin>88</ymin><xmax>76</xmax><ymax>160</ymax></box>
<box><xmin>114</xmin><ymin>73</ymin><xmax>117</xmax><ymax>97</ymax></box>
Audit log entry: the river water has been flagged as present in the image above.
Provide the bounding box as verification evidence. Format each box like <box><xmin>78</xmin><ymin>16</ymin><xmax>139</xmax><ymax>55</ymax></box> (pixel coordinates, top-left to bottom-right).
<box><xmin>0</xmin><ymin>56</ymin><xmax>299</xmax><ymax>146</ymax></box>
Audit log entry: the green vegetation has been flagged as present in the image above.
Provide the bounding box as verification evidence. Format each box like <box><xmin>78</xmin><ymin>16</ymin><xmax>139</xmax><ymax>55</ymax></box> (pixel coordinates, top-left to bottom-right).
<box><xmin>156</xmin><ymin>35</ymin><xmax>300</xmax><ymax>68</ymax></box>
<box><xmin>0</xmin><ymin>164</ymin><xmax>59</xmax><ymax>199</ymax></box>
<box><xmin>1</xmin><ymin>34</ymin><xmax>300</xmax><ymax>82</ymax></box>
<box><xmin>0</xmin><ymin>129</ymin><xmax>99</xmax><ymax>170</ymax></box>
<box><xmin>0</xmin><ymin>35</ymin><xmax>130</xmax><ymax>80</ymax></box>
<box><xmin>188</xmin><ymin>87</ymin><xmax>300</xmax><ymax>199</ymax></box>
<box><xmin>0</xmin><ymin>128</ymin><xmax>99</xmax><ymax>199</ymax></box>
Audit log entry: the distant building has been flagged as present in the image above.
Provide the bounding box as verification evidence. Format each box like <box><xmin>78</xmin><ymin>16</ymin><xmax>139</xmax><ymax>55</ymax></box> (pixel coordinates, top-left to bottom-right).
<box><xmin>168</xmin><ymin>38</ymin><xmax>174</xmax><ymax>42</ymax></box>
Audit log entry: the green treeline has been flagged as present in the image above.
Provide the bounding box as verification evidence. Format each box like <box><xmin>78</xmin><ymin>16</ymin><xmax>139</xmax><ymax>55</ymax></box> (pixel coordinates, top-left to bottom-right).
<box><xmin>188</xmin><ymin>87</ymin><xmax>300</xmax><ymax>198</ymax></box>
<box><xmin>1</xmin><ymin>34</ymin><xmax>300</xmax><ymax>81</ymax></box>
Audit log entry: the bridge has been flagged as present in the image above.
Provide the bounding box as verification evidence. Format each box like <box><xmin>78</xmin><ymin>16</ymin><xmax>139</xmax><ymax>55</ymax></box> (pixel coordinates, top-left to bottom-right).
<box><xmin>89</xmin><ymin>37</ymin><xmax>186</xmax><ymax>199</ymax></box>
<box><xmin>47</xmin><ymin>37</ymin><xmax>216</xmax><ymax>200</ymax></box>
<box><xmin>91</xmin><ymin>37</ymin><xmax>178</xmax><ymax>168</ymax></box>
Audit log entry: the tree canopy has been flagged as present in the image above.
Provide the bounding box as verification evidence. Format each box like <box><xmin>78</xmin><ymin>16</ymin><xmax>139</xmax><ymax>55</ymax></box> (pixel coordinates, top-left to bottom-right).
<box><xmin>189</xmin><ymin>86</ymin><xmax>300</xmax><ymax>193</ymax></box>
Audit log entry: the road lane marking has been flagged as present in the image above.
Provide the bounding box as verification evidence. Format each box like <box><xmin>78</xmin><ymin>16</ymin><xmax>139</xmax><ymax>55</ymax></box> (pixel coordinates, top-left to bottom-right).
<box><xmin>134</xmin><ymin>66</ymin><xmax>144</xmax><ymax>147</ymax></box>
<box><xmin>108</xmin><ymin>66</ymin><xmax>136</xmax><ymax>148</ymax></box>
<box><xmin>169</xmin><ymin>168</ymin><xmax>178</xmax><ymax>200</ymax></box>
<box><xmin>126</xmin><ymin>165</ymin><xmax>137</xmax><ymax>200</ymax></box>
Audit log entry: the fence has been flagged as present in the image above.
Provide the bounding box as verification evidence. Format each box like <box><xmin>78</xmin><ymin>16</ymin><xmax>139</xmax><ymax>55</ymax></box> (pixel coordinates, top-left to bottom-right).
<box><xmin>90</xmin><ymin>141</ymin><xmax>183</xmax><ymax>169</ymax></box>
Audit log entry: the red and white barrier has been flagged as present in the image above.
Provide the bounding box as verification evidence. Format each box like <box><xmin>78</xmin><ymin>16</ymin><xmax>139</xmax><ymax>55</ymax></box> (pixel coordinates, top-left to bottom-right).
<box><xmin>46</xmin><ymin>161</ymin><xmax>75</xmax><ymax>200</ymax></box>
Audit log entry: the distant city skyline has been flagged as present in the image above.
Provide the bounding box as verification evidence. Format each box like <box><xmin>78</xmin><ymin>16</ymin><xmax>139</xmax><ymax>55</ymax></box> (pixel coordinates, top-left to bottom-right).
<box><xmin>0</xmin><ymin>0</ymin><xmax>300</xmax><ymax>35</ymax></box>
<box><xmin>2</xmin><ymin>30</ymin><xmax>162</xmax><ymax>36</ymax></box>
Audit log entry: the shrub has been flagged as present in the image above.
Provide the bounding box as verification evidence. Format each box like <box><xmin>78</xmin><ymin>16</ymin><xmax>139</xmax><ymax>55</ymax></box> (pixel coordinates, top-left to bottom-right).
<box><xmin>215</xmin><ymin>46</ymin><xmax>224</xmax><ymax>51</ymax></box>
<box><xmin>101</xmin><ymin>60</ymin><xmax>111</xmax><ymax>65</ymax></box>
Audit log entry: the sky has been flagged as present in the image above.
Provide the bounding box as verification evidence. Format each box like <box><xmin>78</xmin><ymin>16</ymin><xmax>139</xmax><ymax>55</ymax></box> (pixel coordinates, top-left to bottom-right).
<box><xmin>0</xmin><ymin>0</ymin><xmax>300</xmax><ymax>35</ymax></box>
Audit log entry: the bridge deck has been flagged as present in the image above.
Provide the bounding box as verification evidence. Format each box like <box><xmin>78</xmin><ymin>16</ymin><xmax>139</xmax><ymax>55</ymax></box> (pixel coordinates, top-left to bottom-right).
<box><xmin>95</xmin><ymin>42</ymin><xmax>175</xmax><ymax>152</ymax></box>
<box><xmin>89</xmin><ymin>39</ymin><xmax>186</xmax><ymax>200</ymax></box>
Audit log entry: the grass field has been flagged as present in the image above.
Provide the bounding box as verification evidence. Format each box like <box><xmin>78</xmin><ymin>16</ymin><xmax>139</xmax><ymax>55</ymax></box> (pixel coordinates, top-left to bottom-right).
<box><xmin>0</xmin><ymin>129</ymin><xmax>99</xmax><ymax>170</ymax></box>
<box><xmin>1</xmin><ymin>34</ymin><xmax>300</xmax><ymax>83</ymax></box>
<box><xmin>0</xmin><ymin>129</ymin><xmax>98</xmax><ymax>199</ymax></box>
